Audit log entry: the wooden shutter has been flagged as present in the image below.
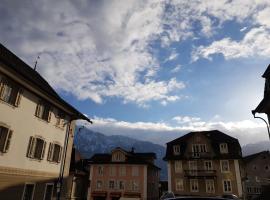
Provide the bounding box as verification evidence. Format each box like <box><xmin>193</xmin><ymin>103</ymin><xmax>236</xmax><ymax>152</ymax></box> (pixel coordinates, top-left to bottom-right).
<box><xmin>0</xmin><ymin>79</ymin><xmax>4</xmax><ymax>99</ymax></box>
<box><xmin>14</xmin><ymin>89</ymin><xmax>23</xmax><ymax>107</ymax></box>
<box><xmin>3</xmin><ymin>130</ymin><xmax>13</xmax><ymax>152</ymax></box>
<box><xmin>35</xmin><ymin>102</ymin><xmax>40</xmax><ymax>117</ymax></box>
<box><xmin>41</xmin><ymin>141</ymin><xmax>46</xmax><ymax>159</ymax></box>
<box><xmin>27</xmin><ymin>136</ymin><xmax>35</xmax><ymax>158</ymax></box>
<box><xmin>47</xmin><ymin>143</ymin><xmax>53</xmax><ymax>161</ymax></box>
<box><xmin>58</xmin><ymin>146</ymin><xmax>63</xmax><ymax>163</ymax></box>
<box><xmin>0</xmin><ymin>127</ymin><xmax>8</xmax><ymax>152</ymax></box>
<box><xmin>48</xmin><ymin>107</ymin><xmax>52</xmax><ymax>122</ymax></box>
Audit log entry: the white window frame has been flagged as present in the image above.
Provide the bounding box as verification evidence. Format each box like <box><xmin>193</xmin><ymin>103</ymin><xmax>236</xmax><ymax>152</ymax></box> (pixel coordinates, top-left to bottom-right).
<box><xmin>132</xmin><ymin>166</ymin><xmax>139</xmax><ymax>176</ymax></box>
<box><xmin>109</xmin><ymin>180</ymin><xmax>115</xmax><ymax>189</ymax></box>
<box><xmin>223</xmin><ymin>179</ymin><xmax>232</xmax><ymax>193</ymax></box>
<box><xmin>119</xmin><ymin>166</ymin><xmax>126</xmax><ymax>176</ymax></box>
<box><xmin>21</xmin><ymin>183</ymin><xmax>35</xmax><ymax>200</ymax></box>
<box><xmin>220</xmin><ymin>160</ymin><xmax>230</xmax><ymax>172</ymax></box>
<box><xmin>119</xmin><ymin>180</ymin><xmax>125</xmax><ymax>190</ymax></box>
<box><xmin>204</xmin><ymin>161</ymin><xmax>213</xmax><ymax>171</ymax></box>
<box><xmin>26</xmin><ymin>136</ymin><xmax>46</xmax><ymax>160</ymax></box>
<box><xmin>190</xmin><ymin>179</ymin><xmax>199</xmax><ymax>192</ymax></box>
<box><xmin>205</xmin><ymin>179</ymin><xmax>215</xmax><ymax>193</ymax></box>
<box><xmin>35</xmin><ymin>101</ymin><xmax>51</xmax><ymax>122</ymax></box>
<box><xmin>131</xmin><ymin>180</ymin><xmax>139</xmax><ymax>191</ymax></box>
<box><xmin>220</xmin><ymin>143</ymin><xmax>228</xmax><ymax>154</ymax></box>
<box><xmin>47</xmin><ymin>142</ymin><xmax>62</xmax><ymax>163</ymax></box>
<box><xmin>0</xmin><ymin>77</ymin><xmax>22</xmax><ymax>107</ymax></box>
<box><xmin>43</xmin><ymin>183</ymin><xmax>54</xmax><ymax>200</ymax></box>
<box><xmin>175</xmin><ymin>179</ymin><xmax>184</xmax><ymax>191</ymax></box>
<box><xmin>173</xmin><ymin>145</ymin><xmax>181</xmax><ymax>155</ymax></box>
<box><xmin>174</xmin><ymin>161</ymin><xmax>183</xmax><ymax>173</ymax></box>
<box><xmin>97</xmin><ymin>166</ymin><xmax>104</xmax><ymax>176</ymax></box>
<box><xmin>109</xmin><ymin>165</ymin><xmax>116</xmax><ymax>176</ymax></box>
<box><xmin>96</xmin><ymin>180</ymin><xmax>102</xmax><ymax>189</ymax></box>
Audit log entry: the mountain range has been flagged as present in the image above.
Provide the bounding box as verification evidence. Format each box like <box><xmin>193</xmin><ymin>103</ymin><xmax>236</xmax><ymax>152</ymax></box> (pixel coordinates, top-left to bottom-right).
<box><xmin>74</xmin><ymin>127</ymin><xmax>270</xmax><ymax>180</ymax></box>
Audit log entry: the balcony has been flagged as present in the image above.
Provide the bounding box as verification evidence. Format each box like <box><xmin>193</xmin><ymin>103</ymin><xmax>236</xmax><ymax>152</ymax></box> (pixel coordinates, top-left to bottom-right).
<box><xmin>187</xmin><ymin>152</ymin><xmax>213</xmax><ymax>159</ymax></box>
<box><xmin>184</xmin><ymin>170</ymin><xmax>216</xmax><ymax>178</ymax></box>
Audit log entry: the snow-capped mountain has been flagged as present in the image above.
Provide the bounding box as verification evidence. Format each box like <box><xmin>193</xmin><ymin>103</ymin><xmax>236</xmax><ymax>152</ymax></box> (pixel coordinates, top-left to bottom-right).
<box><xmin>74</xmin><ymin>127</ymin><xmax>168</xmax><ymax>180</ymax></box>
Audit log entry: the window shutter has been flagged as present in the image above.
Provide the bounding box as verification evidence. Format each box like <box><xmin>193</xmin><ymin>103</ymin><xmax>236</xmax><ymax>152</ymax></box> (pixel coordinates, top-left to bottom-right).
<box><xmin>41</xmin><ymin>141</ymin><xmax>46</xmax><ymax>160</ymax></box>
<box><xmin>27</xmin><ymin>136</ymin><xmax>35</xmax><ymax>158</ymax></box>
<box><xmin>14</xmin><ymin>89</ymin><xmax>23</xmax><ymax>107</ymax></box>
<box><xmin>48</xmin><ymin>108</ymin><xmax>52</xmax><ymax>122</ymax></box>
<box><xmin>58</xmin><ymin>146</ymin><xmax>63</xmax><ymax>163</ymax></box>
<box><xmin>0</xmin><ymin>127</ymin><xmax>8</xmax><ymax>152</ymax></box>
<box><xmin>35</xmin><ymin>103</ymin><xmax>40</xmax><ymax>117</ymax></box>
<box><xmin>0</xmin><ymin>79</ymin><xmax>4</xmax><ymax>99</ymax></box>
<box><xmin>3</xmin><ymin>130</ymin><xmax>13</xmax><ymax>152</ymax></box>
<box><xmin>47</xmin><ymin>143</ymin><xmax>53</xmax><ymax>161</ymax></box>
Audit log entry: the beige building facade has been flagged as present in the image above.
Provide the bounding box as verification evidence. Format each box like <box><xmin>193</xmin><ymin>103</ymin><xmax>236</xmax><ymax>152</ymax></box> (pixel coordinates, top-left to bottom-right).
<box><xmin>0</xmin><ymin>44</ymin><xmax>90</xmax><ymax>199</ymax></box>
<box><xmin>164</xmin><ymin>130</ymin><xmax>243</xmax><ymax>198</ymax></box>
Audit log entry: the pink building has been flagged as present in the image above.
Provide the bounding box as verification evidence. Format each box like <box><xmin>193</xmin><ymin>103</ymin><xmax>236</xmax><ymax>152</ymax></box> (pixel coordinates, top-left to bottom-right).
<box><xmin>88</xmin><ymin>147</ymin><xmax>160</xmax><ymax>200</ymax></box>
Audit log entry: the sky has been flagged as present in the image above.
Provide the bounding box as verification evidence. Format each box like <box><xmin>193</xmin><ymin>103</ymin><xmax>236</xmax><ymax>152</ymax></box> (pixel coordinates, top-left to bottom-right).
<box><xmin>1</xmin><ymin>0</ymin><xmax>270</xmax><ymax>146</ymax></box>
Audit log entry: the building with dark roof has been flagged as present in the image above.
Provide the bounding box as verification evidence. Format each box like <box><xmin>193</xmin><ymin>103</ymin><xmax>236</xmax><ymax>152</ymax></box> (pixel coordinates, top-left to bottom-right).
<box><xmin>87</xmin><ymin>147</ymin><xmax>160</xmax><ymax>200</ymax></box>
<box><xmin>0</xmin><ymin>43</ymin><xmax>90</xmax><ymax>199</ymax></box>
<box><xmin>242</xmin><ymin>151</ymin><xmax>270</xmax><ymax>200</ymax></box>
<box><xmin>163</xmin><ymin>130</ymin><xmax>243</xmax><ymax>198</ymax></box>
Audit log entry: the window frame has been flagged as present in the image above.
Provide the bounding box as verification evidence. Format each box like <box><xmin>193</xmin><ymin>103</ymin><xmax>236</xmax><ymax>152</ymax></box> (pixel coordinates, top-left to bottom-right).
<box><xmin>97</xmin><ymin>166</ymin><xmax>104</xmax><ymax>176</ymax></box>
<box><xmin>173</xmin><ymin>145</ymin><xmax>181</xmax><ymax>155</ymax></box>
<box><xmin>0</xmin><ymin>124</ymin><xmax>13</xmax><ymax>153</ymax></box>
<box><xmin>119</xmin><ymin>166</ymin><xmax>126</xmax><ymax>176</ymax></box>
<box><xmin>175</xmin><ymin>179</ymin><xmax>184</xmax><ymax>191</ymax></box>
<box><xmin>35</xmin><ymin>101</ymin><xmax>52</xmax><ymax>122</ymax></box>
<box><xmin>190</xmin><ymin>179</ymin><xmax>199</xmax><ymax>192</ymax></box>
<box><xmin>96</xmin><ymin>180</ymin><xmax>103</xmax><ymax>190</ymax></box>
<box><xmin>223</xmin><ymin>179</ymin><xmax>232</xmax><ymax>193</ymax></box>
<box><xmin>47</xmin><ymin>142</ymin><xmax>62</xmax><ymax>163</ymax></box>
<box><xmin>205</xmin><ymin>179</ymin><xmax>215</xmax><ymax>193</ymax></box>
<box><xmin>220</xmin><ymin>160</ymin><xmax>230</xmax><ymax>173</ymax></box>
<box><xmin>21</xmin><ymin>183</ymin><xmax>35</xmax><ymax>200</ymax></box>
<box><xmin>43</xmin><ymin>183</ymin><xmax>54</xmax><ymax>200</ymax></box>
<box><xmin>220</xmin><ymin>143</ymin><xmax>228</xmax><ymax>154</ymax></box>
<box><xmin>0</xmin><ymin>77</ymin><xmax>22</xmax><ymax>107</ymax></box>
<box><xmin>204</xmin><ymin>160</ymin><xmax>213</xmax><ymax>171</ymax></box>
<box><xmin>174</xmin><ymin>160</ymin><xmax>183</xmax><ymax>173</ymax></box>
<box><xmin>26</xmin><ymin>136</ymin><xmax>46</xmax><ymax>160</ymax></box>
<box><xmin>131</xmin><ymin>166</ymin><xmax>139</xmax><ymax>176</ymax></box>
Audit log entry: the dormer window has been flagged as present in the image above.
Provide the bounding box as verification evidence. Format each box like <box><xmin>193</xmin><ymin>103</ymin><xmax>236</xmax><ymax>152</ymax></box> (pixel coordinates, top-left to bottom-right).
<box><xmin>173</xmin><ymin>145</ymin><xmax>181</xmax><ymax>155</ymax></box>
<box><xmin>112</xmin><ymin>151</ymin><xmax>125</xmax><ymax>162</ymax></box>
<box><xmin>220</xmin><ymin>143</ymin><xmax>228</xmax><ymax>154</ymax></box>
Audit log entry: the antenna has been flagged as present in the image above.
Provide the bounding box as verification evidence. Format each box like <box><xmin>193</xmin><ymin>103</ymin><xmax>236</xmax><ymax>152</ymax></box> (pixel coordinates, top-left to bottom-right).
<box><xmin>34</xmin><ymin>54</ymin><xmax>40</xmax><ymax>71</ymax></box>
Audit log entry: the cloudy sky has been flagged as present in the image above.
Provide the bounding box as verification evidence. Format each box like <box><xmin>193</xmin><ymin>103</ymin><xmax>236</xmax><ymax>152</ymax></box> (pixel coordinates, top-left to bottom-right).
<box><xmin>1</xmin><ymin>0</ymin><xmax>270</xmax><ymax>146</ymax></box>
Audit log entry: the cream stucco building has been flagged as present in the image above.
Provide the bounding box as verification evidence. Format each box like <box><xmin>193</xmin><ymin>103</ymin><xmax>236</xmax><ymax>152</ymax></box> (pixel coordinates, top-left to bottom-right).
<box><xmin>0</xmin><ymin>44</ymin><xmax>90</xmax><ymax>199</ymax></box>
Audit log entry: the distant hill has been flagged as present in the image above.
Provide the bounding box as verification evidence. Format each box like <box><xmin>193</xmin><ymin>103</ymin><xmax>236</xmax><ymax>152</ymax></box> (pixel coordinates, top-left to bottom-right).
<box><xmin>242</xmin><ymin>140</ymin><xmax>270</xmax><ymax>156</ymax></box>
<box><xmin>74</xmin><ymin>127</ymin><xmax>167</xmax><ymax>180</ymax></box>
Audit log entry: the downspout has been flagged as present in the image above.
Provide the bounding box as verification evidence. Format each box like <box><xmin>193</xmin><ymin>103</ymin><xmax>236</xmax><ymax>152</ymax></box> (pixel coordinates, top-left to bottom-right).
<box><xmin>251</xmin><ymin>110</ymin><xmax>270</xmax><ymax>140</ymax></box>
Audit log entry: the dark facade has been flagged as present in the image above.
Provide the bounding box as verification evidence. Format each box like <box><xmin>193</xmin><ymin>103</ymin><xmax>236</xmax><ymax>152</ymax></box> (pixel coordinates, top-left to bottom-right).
<box><xmin>164</xmin><ymin>130</ymin><xmax>243</xmax><ymax>198</ymax></box>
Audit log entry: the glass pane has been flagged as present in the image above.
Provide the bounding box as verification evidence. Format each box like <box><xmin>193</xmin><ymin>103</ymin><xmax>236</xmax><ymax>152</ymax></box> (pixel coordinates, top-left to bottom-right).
<box><xmin>44</xmin><ymin>184</ymin><xmax>53</xmax><ymax>200</ymax></box>
<box><xmin>23</xmin><ymin>184</ymin><xmax>34</xmax><ymax>200</ymax></box>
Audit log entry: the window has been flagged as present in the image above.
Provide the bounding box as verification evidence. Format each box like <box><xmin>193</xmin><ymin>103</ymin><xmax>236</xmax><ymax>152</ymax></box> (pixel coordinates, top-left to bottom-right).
<box><xmin>35</xmin><ymin>101</ymin><xmax>51</xmax><ymax>122</ymax></box>
<box><xmin>220</xmin><ymin>143</ymin><xmax>228</xmax><ymax>154</ymax></box>
<box><xmin>131</xmin><ymin>181</ymin><xmax>139</xmax><ymax>191</ymax></box>
<box><xmin>173</xmin><ymin>145</ymin><xmax>180</xmax><ymax>155</ymax></box>
<box><xmin>112</xmin><ymin>151</ymin><xmax>125</xmax><ymax>162</ymax></box>
<box><xmin>22</xmin><ymin>183</ymin><xmax>35</xmax><ymax>200</ymax></box>
<box><xmin>43</xmin><ymin>183</ymin><xmax>53</xmax><ymax>200</ymax></box>
<box><xmin>192</xmin><ymin>144</ymin><xmax>207</xmax><ymax>157</ymax></box>
<box><xmin>247</xmin><ymin>187</ymin><xmax>252</xmax><ymax>193</ymax></box>
<box><xmin>96</xmin><ymin>180</ymin><xmax>102</xmax><ymax>189</ymax></box>
<box><xmin>190</xmin><ymin>179</ymin><xmax>199</xmax><ymax>192</ymax></box>
<box><xmin>0</xmin><ymin>78</ymin><xmax>22</xmax><ymax>106</ymax></box>
<box><xmin>97</xmin><ymin>166</ymin><xmax>104</xmax><ymax>176</ymax></box>
<box><xmin>174</xmin><ymin>161</ymin><xmax>183</xmax><ymax>173</ymax></box>
<box><xmin>109</xmin><ymin>166</ymin><xmax>116</xmax><ymax>176</ymax></box>
<box><xmin>132</xmin><ymin>166</ymin><xmax>139</xmax><ymax>176</ymax></box>
<box><xmin>189</xmin><ymin>161</ymin><xmax>197</xmax><ymax>175</ymax></box>
<box><xmin>109</xmin><ymin>180</ymin><xmax>114</xmax><ymax>189</ymax></box>
<box><xmin>119</xmin><ymin>166</ymin><xmax>126</xmax><ymax>176</ymax></box>
<box><xmin>119</xmin><ymin>181</ymin><xmax>125</xmax><ymax>190</ymax></box>
<box><xmin>175</xmin><ymin>179</ymin><xmax>184</xmax><ymax>191</ymax></box>
<box><xmin>47</xmin><ymin>143</ymin><xmax>62</xmax><ymax>163</ymax></box>
<box><xmin>0</xmin><ymin>125</ymin><xmax>13</xmax><ymax>153</ymax></box>
<box><xmin>27</xmin><ymin>136</ymin><xmax>46</xmax><ymax>160</ymax></box>
<box><xmin>55</xmin><ymin>111</ymin><xmax>66</xmax><ymax>128</ymax></box>
<box><xmin>205</xmin><ymin>180</ymin><xmax>215</xmax><ymax>193</ymax></box>
<box><xmin>220</xmin><ymin>160</ymin><xmax>230</xmax><ymax>172</ymax></box>
<box><xmin>223</xmin><ymin>180</ymin><xmax>232</xmax><ymax>192</ymax></box>
<box><xmin>204</xmin><ymin>161</ymin><xmax>213</xmax><ymax>171</ymax></box>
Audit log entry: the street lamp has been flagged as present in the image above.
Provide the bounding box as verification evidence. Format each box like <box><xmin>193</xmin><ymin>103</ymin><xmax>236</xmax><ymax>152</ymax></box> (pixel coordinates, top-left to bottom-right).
<box><xmin>251</xmin><ymin>110</ymin><xmax>270</xmax><ymax>140</ymax></box>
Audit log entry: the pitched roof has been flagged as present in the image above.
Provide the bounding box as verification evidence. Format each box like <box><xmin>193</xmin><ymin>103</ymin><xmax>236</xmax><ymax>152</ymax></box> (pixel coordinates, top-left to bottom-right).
<box><xmin>243</xmin><ymin>151</ymin><xmax>270</xmax><ymax>163</ymax></box>
<box><xmin>0</xmin><ymin>43</ymin><xmax>90</xmax><ymax>122</ymax></box>
<box><xmin>262</xmin><ymin>64</ymin><xmax>270</xmax><ymax>78</ymax></box>
<box><xmin>164</xmin><ymin>130</ymin><xmax>242</xmax><ymax>160</ymax></box>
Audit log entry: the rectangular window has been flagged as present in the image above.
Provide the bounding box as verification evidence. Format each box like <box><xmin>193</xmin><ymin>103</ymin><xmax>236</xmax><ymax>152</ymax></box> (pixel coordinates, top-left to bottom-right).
<box><xmin>223</xmin><ymin>180</ymin><xmax>232</xmax><ymax>192</ymax></box>
<box><xmin>55</xmin><ymin>111</ymin><xmax>66</xmax><ymax>128</ymax></box>
<box><xmin>192</xmin><ymin>144</ymin><xmax>207</xmax><ymax>157</ymax></box>
<box><xmin>47</xmin><ymin>143</ymin><xmax>62</xmax><ymax>163</ymax></box>
<box><xmin>220</xmin><ymin>143</ymin><xmax>228</xmax><ymax>154</ymax></box>
<box><xmin>27</xmin><ymin>136</ymin><xmax>46</xmax><ymax>160</ymax></box>
<box><xmin>98</xmin><ymin>166</ymin><xmax>104</xmax><ymax>176</ymax></box>
<box><xmin>175</xmin><ymin>179</ymin><xmax>184</xmax><ymax>191</ymax></box>
<box><xmin>119</xmin><ymin>181</ymin><xmax>125</xmax><ymax>190</ymax></box>
<box><xmin>131</xmin><ymin>181</ymin><xmax>139</xmax><ymax>191</ymax></box>
<box><xmin>0</xmin><ymin>125</ymin><xmax>13</xmax><ymax>153</ymax></box>
<box><xmin>190</xmin><ymin>179</ymin><xmax>199</xmax><ymax>192</ymax></box>
<box><xmin>204</xmin><ymin>161</ymin><xmax>213</xmax><ymax>171</ymax></box>
<box><xmin>205</xmin><ymin>180</ymin><xmax>215</xmax><ymax>193</ymax></box>
<box><xmin>43</xmin><ymin>183</ymin><xmax>53</xmax><ymax>200</ymax></box>
<box><xmin>109</xmin><ymin>166</ymin><xmax>116</xmax><ymax>176</ymax></box>
<box><xmin>174</xmin><ymin>161</ymin><xmax>183</xmax><ymax>173</ymax></box>
<box><xmin>119</xmin><ymin>166</ymin><xmax>126</xmax><ymax>176</ymax></box>
<box><xmin>96</xmin><ymin>180</ymin><xmax>102</xmax><ymax>189</ymax></box>
<box><xmin>0</xmin><ymin>78</ymin><xmax>22</xmax><ymax>106</ymax></box>
<box><xmin>35</xmin><ymin>101</ymin><xmax>51</xmax><ymax>122</ymax></box>
<box><xmin>189</xmin><ymin>161</ymin><xmax>197</xmax><ymax>175</ymax></box>
<box><xmin>132</xmin><ymin>166</ymin><xmax>139</xmax><ymax>176</ymax></box>
<box><xmin>173</xmin><ymin>145</ymin><xmax>181</xmax><ymax>155</ymax></box>
<box><xmin>221</xmin><ymin>160</ymin><xmax>230</xmax><ymax>172</ymax></box>
<box><xmin>22</xmin><ymin>183</ymin><xmax>35</xmax><ymax>200</ymax></box>
<box><xmin>109</xmin><ymin>180</ymin><xmax>114</xmax><ymax>189</ymax></box>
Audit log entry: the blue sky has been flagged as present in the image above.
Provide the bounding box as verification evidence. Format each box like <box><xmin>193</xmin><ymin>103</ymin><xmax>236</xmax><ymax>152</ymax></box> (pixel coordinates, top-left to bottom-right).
<box><xmin>1</xmin><ymin>0</ymin><xmax>270</xmax><ymax>146</ymax></box>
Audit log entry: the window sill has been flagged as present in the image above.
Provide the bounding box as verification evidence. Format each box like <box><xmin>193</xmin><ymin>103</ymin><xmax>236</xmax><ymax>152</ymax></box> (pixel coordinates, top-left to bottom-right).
<box><xmin>0</xmin><ymin>99</ymin><xmax>17</xmax><ymax>109</ymax></box>
<box><xmin>27</xmin><ymin>157</ymin><xmax>43</xmax><ymax>162</ymax></box>
<box><xmin>35</xmin><ymin>115</ymin><xmax>50</xmax><ymax>124</ymax></box>
<box><xmin>48</xmin><ymin>161</ymin><xmax>60</xmax><ymax>165</ymax></box>
<box><xmin>55</xmin><ymin>125</ymin><xmax>65</xmax><ymax>130</ymax></box>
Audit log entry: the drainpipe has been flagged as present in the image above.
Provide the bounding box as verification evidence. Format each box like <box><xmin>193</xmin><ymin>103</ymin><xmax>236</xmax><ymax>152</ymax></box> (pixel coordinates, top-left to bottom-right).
<box><xmin>251</xmin><ymin>110</ymin><xmax>270</xmax><ymax>140</ymax></box>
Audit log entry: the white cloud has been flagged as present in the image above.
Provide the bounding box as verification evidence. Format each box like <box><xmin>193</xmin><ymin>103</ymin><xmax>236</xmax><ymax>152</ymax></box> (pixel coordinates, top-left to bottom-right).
<box><xmin>170</xmin><ymin>65</ymin><xmax>181</xmax><ymax>73</ymax></box>
<box><xmin>78</xmin><ymin>115</ymin><xmax>268</xmax><ymax>146</ymax></box>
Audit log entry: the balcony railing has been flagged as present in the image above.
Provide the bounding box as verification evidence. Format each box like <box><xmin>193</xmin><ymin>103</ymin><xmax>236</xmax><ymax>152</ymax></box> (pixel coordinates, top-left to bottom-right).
<box><xmin>184</xmin><ymin>170</ymin><xmax>216</xmax><ymax>178</ymax></box>
<box><xmin>187</xmin><ymin>152</ymin><xmax>213</xmax><ymax>158</ymax></box>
